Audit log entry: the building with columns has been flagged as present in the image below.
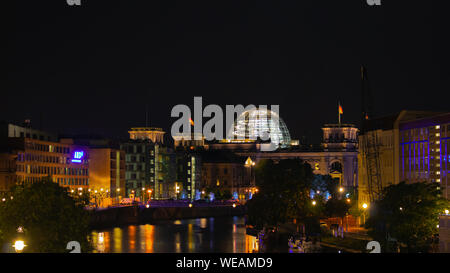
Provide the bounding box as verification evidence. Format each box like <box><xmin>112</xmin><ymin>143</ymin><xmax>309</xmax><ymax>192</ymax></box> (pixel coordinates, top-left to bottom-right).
<box><xmin>235</xmin><ymin>123</ymin><xmax>359</xmax><ymax>192</ymax></box>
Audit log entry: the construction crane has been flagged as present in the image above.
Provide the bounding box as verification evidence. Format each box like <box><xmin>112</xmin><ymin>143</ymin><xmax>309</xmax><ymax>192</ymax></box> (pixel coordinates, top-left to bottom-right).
<box><xmin>360</xmin><ymin>66</ymin><xmax>383</xmax><ymax>202</ymax></box>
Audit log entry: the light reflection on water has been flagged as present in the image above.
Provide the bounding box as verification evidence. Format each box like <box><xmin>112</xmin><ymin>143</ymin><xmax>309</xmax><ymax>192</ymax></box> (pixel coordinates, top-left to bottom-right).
<box><xmin>92</xmin><ymin>216</ymin><xmax>259</xmax><ymax>253</ymax></box>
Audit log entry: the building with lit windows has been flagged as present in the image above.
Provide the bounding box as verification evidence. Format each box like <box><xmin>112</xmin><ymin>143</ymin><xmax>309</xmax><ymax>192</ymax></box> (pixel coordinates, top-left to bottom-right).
<box><xmin>2</xmin><ymin>137</ymin><xmax>90</xmax><ymax>190</ymax></box>
<box><xmin>358</xmin><ymin>110</ymin><xmax>449</xmax><ymax>205</ymax></box>
<box><xmin>121</xmin><ymin>127</ymin><xmax>175</xmax><ymax>199</ymax></box>
<box><xmin>228</xmin><ymin>108</ymin><xmax>292</xmax><ymax>149</ymax></box>
<box><xmin>204</xmin><ymin>110</ymin><xmax>359</xmax><ymax>199</ymax></box>
<box><xmin>58</xmin><ymin>137</ymin><xmax>127</xmax><ymax>199</ymax></box>
<box><xmin>88</xmin><ymin>148</ymin><xmax>125</xmax><ymax>199</ymax></box>
<box><xmin>175</xmin><ymin>150</ymin><xmax>202</xmax><ymax>201</ymax></box>
<box><xmin>0</xmin><ymin>153</ymin><xmax>17</xmax><ymax>192</ymax></box>
<box><xmin>128</xmin><ymin>127</ymin><xmax>165</xmax><ymax>143</ymax></box>
<box><xmin>201</xmin><ymin>152</ymin><xmax>254</xmax><ymax>202</ymax></box>
<box><xmin>399</xmin><ymin>112</ymin><xmax>450</xmax><ymax>200</ymax></box>
<box><xmin>233</xmin><ymin>123</ymin><xmax>359</xmax><ymax>196</ymax></box>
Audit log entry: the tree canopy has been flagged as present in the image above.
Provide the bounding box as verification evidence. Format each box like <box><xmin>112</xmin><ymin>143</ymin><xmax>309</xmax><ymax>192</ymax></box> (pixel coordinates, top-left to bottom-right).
<box><xmin>246</xmin><ymin>159</ymin><xmax>314</xmax><ymax>229</ymax></box>
<box><xmin>365</xmin><ymin>181</ymin><xmax>449</xmax><ymax>253</ymax></box>
<box><xmin>0</xmin><ymin>177</ymin><xmax>92</xmax><ymax>253</ymax></box>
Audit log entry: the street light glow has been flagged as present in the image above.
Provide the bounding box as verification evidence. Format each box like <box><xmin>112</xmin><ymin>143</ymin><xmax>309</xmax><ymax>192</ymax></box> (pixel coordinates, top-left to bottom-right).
<box><xmin>13</xmin><ymin>240</ymin><xmax>26</xmax><ymax>252</ymax></box>
<box><xmin>312</xmin><ymin>200</ymin><xmax>316</xmax><ymax>206</ymax></box>
<box><xmin>362</xmin><ymin>203</ymin><xmax>368</xmax><ymax>209</ymax></box>
<box><xmin>339</xmin><ymin>187</ymin><xmax>344</xmax><ymax>192</ymax></box>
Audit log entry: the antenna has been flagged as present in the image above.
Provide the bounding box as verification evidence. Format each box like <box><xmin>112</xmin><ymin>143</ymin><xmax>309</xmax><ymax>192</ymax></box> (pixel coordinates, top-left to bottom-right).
<box><xmin>145</xmin><ymin>104</ymin><xmax>148</xmax><ymax>127</ymax></box>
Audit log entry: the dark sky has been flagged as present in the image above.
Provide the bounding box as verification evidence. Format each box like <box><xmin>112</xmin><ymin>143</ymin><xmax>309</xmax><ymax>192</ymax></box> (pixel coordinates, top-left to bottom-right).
<box><xmin>3</xmin><ymin>0</ymin><xmax>447</xmax><ymax>143</ymax></box>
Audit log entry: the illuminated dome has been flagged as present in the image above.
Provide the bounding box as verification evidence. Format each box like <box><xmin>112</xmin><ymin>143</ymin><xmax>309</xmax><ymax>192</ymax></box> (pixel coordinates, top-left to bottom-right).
<box><xmin>228</xmin><ymin>108</ymin><xmax>291</xmax><ymax>148</ymax></box>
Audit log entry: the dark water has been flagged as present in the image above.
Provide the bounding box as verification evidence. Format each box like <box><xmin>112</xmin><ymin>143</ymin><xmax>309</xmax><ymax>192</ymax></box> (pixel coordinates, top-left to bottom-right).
<box><xmin>91</xmin><ymin>216</ymin><xmax>259</xmax><ymax>253</ymax></box>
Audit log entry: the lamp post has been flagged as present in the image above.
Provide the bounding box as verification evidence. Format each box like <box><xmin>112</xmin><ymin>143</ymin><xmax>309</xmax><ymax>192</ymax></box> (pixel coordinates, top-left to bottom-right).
<box><xmin>245</xmin><ymin>157</ymin><xmax>256</xmax><ymax>201</ymax></box>
<box><xmin>175</xmin><ymin>183</ymin><xmax>180</xmax><ymax>200</ymax></box>
<box><xmin>13</xmin><ymin>226</ymin><xmax>26</xmax><ymax>253</ymax></box>
<box><xmin>362</xmin><ymin>203</ymin><xmax>368</xmax><ymax>225</ymax></box>
<box><xmin>147</xmin><ymin>189</ymin><xmax>152</xmax><ymax>203</ymax></box>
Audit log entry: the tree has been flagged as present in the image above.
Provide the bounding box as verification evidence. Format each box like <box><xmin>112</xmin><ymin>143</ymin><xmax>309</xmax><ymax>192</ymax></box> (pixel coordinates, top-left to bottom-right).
<box><xmin>246</xmin><ymin>159</ymin><xmax>314</xmax><ymax>229</ymax></box>
<box><xmin>207</xmin><ymin>187</ymin><xmax>232</xmax><ymax>201</ymax></box>
<box><xmin>311</xmin><ymin>174</ymin><xmax>335</xmax><ymax>198</ymax></box>
<box><xmin>0</xmin><ymin>177</ymin><xmax>92</xmax><ymax>253</ymax></box>
<box><xmin>365</xmin><ymin>181</ymin><xmax>449</xmax><ymax>253</ymax></box>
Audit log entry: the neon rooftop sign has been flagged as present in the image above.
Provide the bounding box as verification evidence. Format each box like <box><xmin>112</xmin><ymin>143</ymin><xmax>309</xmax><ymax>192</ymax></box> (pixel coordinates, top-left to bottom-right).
<box><xmin>71</xmin><ymin>151</ymin><xmax>84</xmax><ymax>163</ymax></box>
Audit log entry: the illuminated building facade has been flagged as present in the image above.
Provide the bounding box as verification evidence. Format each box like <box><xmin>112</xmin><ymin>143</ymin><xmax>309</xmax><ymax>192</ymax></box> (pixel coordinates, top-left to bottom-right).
<box><xmin>128</xmin><ymin>127</ymin><xmax>165</xmax><ymax>143</ymax></box>
<box><xmin>201</xmin><ymin>153</ymin><xmax>254</xmax><ymax>202</ymax></box>
<box><xmin>399</xmin><ymin>112</ymin><xmax>450</xmax><ymax>200</ymax></box>
<box><xmin>121</xmin><ymin>127</ymin><xmax>175</xmax><ymax>199</ymax></box>
<box><xmin>0</xmin><ymin>153</ymin><xmax>17</xmax><ymax>192</ymax></box>
<box><xmin>229</xmin><ymin>108</ymin><xmax>291</xmax><ymax>149</ymax></box>
<box><xmin>8</xmin><ymin>137</ymin><xmax>89</xmax><ymax>190</ymax></box>
<box><xmin>88</xmin><ymin>148</ymin><xmax>125</xmax><ymax>197</ymax></box>
<box><xmin>235</xmin><ymin>123</ymin><xmax>359</xmax><ymax>196</ymax></box>
<box><xmin>358</xmin><ymin>110</ymin><xmax>449</xmax><ymax>205</ymax></box>
<box><xmin>176</xmin><ymin>151</ymin><xmax>202</xmax><ymax>201</ymax></box>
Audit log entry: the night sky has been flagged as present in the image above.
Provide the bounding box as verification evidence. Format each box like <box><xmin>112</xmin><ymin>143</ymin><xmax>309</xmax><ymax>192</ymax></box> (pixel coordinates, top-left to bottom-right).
<box><xmin>3</xmin><ymin>0</ymin><xmax>447</xmax><ymax>143</ymax></box>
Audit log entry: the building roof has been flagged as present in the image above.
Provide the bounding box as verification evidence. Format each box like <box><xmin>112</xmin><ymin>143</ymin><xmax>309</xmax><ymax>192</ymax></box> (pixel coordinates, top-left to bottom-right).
<box><xmin>362</xmin><ymin>110</ymin><xmax>443</xmax><ymax>132</ymax></box>
<box><xmin>399</xmin><ymin>112</ymin><xmax>450</xmax><ymax>130</ymax></box>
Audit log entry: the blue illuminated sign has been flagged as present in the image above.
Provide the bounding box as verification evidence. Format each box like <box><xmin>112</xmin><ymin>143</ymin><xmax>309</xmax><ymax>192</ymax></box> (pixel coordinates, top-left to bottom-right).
<box><xmin>71</xmin><ymin>151</ymin><xmax>84</xmax><ymax>163</ymax></box>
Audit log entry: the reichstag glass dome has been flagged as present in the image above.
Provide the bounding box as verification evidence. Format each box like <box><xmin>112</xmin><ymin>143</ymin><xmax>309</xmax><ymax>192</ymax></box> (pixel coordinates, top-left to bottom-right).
<box><xmin>228</xmin><ymin>108</ymin><xmax>291</xmax><ymax>148</ymax></box>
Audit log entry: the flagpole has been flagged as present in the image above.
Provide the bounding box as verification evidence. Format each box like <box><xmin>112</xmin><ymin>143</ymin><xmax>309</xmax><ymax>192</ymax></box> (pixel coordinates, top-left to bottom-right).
<box><xmin>338</xmin><ymin>102</ymin><xmax>341</xmax><ymax>126</ymax></box>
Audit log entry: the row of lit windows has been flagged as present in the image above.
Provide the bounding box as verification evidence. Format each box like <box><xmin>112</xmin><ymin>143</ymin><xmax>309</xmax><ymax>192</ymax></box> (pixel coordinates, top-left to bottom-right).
<box><xmin>401</xmin><ymin>124</ymin><xmax>450</xmax><ymax>143</ymax></box>
<box><xmin>25</xmin><ymin>142</ymin><xmax>70</xmax><ymax>154</ymax></box>
<box><xmin>57</xmin><ymin>177</ymin><xmax>89</xmax><ymax>186</ymax></box>
<box><xmin>17</xmin><ymin>153</ymin><xmax>86</xmax><ymax>164</ymax></box>
<box><xmin>17</xmin><ymin>164</ymin><xmax>88</xmax><ymax>176</ymax></box>
<box><xmin>16</xmin><ymin>176</ymin><xmax>87</xmax><ymax>184</ymax></box>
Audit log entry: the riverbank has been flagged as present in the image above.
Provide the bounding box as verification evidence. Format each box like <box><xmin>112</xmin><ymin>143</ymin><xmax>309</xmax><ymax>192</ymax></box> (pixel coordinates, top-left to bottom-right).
<box><xmin>320</xmin><ymin>235</ymin><xmax>369</xmax><ymax>253</ymax></box>
<box><xmin>89</xmin><ymin>205</ymin><xmax>246</xmax><ymax>230</ymax></box>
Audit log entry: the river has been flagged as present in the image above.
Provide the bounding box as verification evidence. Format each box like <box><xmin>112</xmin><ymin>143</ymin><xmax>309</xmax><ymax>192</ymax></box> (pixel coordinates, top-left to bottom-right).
<box><xmin>91</xmin><ymin>216</ymin><xmax>259</xmax><ymax>253</ymax></box>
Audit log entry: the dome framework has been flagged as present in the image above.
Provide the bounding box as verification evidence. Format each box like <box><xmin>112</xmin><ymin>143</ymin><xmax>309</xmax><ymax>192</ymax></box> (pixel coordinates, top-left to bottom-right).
<box><xmin>228</xmin><ymin>108</ymin><xmax>291</xmax><ymax>148</ymax></box>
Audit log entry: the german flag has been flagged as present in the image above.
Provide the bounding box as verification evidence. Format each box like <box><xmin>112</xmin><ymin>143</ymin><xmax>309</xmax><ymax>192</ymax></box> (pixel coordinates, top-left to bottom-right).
<box><xmin>339</xmin><ymin>104</ymin><xmax>343</xmax><ymax>114</ymax></box>
<box><xmin>189</xmin><ymin>118</ymin><xmax>195</xmax><ymax>126</ymax></box>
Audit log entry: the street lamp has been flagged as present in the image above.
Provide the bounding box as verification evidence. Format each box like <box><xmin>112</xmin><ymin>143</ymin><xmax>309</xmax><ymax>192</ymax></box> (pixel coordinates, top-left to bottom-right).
<box><xmin>362</xmin><ymin>203</ymin><xmax>368</xmax><ymax>225</ymax></box>
<box><xmin>312</xmin><ymin>200</ymin><xmax>317</xmax><ymax>206</ymax></box>
<box><xmin>175</xmin><ymin>184</ymin><xmax>180</xmax><ymax>200</ymax></box>
<box><xmin>116</xmin><ymin>188</ymin><xmax>121</xmax><ymax>205</ymax></box>
<box><xmin>13</xmin><ymin>240</ymin><xmax>26</xmax><ymax>253</ymax></box>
